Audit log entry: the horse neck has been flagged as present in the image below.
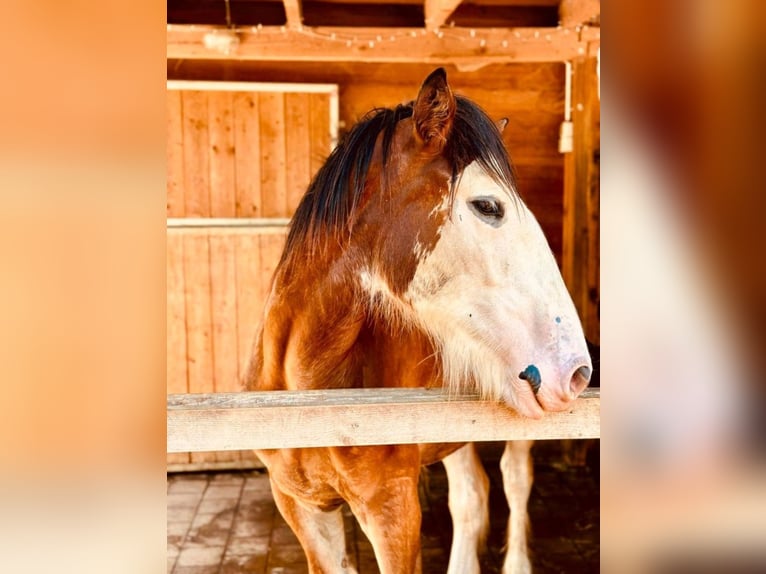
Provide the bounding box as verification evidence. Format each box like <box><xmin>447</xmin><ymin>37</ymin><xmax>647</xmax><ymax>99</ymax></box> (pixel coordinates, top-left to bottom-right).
<box><xmin>249</xmin><ymin>250</ymin><xmax>441</xmax><ymax>392</ymax></box>
<box><xmin>251</xmin><ymin>251</ymin><xmax>366</xmax><ymax>391</ymax></box>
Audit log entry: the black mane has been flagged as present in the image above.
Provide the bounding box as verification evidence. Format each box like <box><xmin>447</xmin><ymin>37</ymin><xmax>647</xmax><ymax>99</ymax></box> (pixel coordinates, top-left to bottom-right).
<box><xmin>281</xmin><ymin>95</ymin><xmax>518</xmax><ymax>262</ymax></box>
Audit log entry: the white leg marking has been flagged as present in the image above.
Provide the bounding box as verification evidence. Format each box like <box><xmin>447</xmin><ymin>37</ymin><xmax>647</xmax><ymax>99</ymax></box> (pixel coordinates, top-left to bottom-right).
<box><xmin>443</xmin><ymin>444</ymin><xmax>489</xmax><ymax>574</ymax></box>
<box><xmin>270</xmin><ymin>482</ymin><xmax>357</xmax><ymax>573</ymax></box>
<box><xmin>501</xmin><ymin>440</ymin><xmax>533</xmax><ymax>574</ymax></box>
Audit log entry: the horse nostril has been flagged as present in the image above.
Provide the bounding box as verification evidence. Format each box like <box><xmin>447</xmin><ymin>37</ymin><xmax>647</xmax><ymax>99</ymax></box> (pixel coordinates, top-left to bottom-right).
<box><xmin>519</xmin><ymin>364</ymin><xmax>542</xmax><ymax>394</ymax></box>
<box><xmin>570</xmin><ymin>365</ymin><xmax>591</xmax><ymax>397</ymax></box>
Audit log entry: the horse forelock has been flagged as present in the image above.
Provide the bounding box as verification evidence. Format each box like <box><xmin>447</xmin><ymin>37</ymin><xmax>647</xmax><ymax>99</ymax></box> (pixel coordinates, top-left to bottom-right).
<box><xmin>279</xmin><ymin>96</ymin><xmax>518</xmax><ymax>270</ymax></box>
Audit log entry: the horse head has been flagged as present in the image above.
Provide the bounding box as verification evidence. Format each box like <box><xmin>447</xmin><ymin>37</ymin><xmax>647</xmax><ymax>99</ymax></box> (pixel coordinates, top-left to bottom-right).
<box><xmin>269</xmin><ymin>68</ymin><xmax>592</xmax><ymax>419</ymax></box>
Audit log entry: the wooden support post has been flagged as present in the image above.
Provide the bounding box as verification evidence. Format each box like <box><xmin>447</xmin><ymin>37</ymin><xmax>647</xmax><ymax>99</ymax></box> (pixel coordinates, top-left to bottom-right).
<box><xmin>562</xmin><ymin>56</ymin><xmax>600</xmax><ymax>343</ymax></box>
<box><xmin>559</xmin><ymin>0</ymin><xmax>600</xmax><ymax>27</ymax></box>
<box><xmin>424</xmin><ymin>0</ymin><xmax>464</xmax><ymax>31</ymax></box>
<box><xmin>282</xmin><ymin>0</ymin><xmax>303</xmax><ymax>30</ymax></box>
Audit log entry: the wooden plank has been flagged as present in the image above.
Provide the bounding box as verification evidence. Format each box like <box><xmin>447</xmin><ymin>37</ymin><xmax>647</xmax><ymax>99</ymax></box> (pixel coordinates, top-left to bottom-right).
<box><xmin>168</xmin><ymin>80</ymin><xmax>338</xmax><ymax>94</ymax></box>
<box><xmin>166</xmin><ymin>234</ymin><xmax>190</xmax><ymax>466</ymax></box>
<box><xmin>425</xmin><ymin>0</ymin><xmax>465</xmax><ymax>31</ymax></box>
<box><xmin>562</xmin><ymin>57</ymin><xmax>599</xmax><ymax>343</ymax></box>
<box><xmin>309</xmin><ymin>93</ymin><xmax>331</xmax><ymax>178</ymax></box>
<box><xmin>235</xmin><ymin>233</ymin><xmax>263</xmax><ymax>384</ymax></box>
<box><xmin>207</xmin><ymin>91</ymin><xmax>237</xmax><ymax>217</ymax></box>
<box><xmin>558</xmin><ymin>0</ymin><xmax>600</xmax><ymax>26</ymax></box>
<box><xmin>258</xmin><ymin>92</ymin><xmax>288</xmax><ymax>218</ymax></box>
<box><xmin>167</xmin><ymin>217</ymin><xmax>291</xmax><ymax>229</ymax></box>
<box><xmin>233</xmin><ymin>91</ymin><xmax>261</xmax><ymax>217</ymax></box>
<box><xmin>259</xmin><ymin>233</ymin><xmax>287</xmax><ymax>305</ymax></box>
<box><xmin>181</xmin><ymin>91</ymin><xmax>211</xmax><ymax>217</ymax></box>
<box><xmin>209</xmin><ymin>234</ymin><xmax>241</xmax><ymax>463</ymax></box>
<box><xmin>167</xmin><ymin>25</ymin><xmax>601</xmax><ymax>65</ymax></box>
<box><xmin>167</xmin><ymin>388</ymin><xmax>600</xmax><ymax>452</ymax></box>
<box><xmin>284</xmin><ymin>92</ymin><xmax>312</xmax><ymax>214</ymax></box>
<box><xmin>167</xmin><ymin>458</ymin><xmax>264</xmax><ymax>473</ymax></box>
<box><xmin>182</xmin><ymin>231</ymin><xmax>218</xmax><ymax>464</ymax></box>
<box><xmin>283</xmin><ymin>0</ymin><xmax>303</xmax><ymax>29</ymax></box>
<box><xmin>167</xmin><ymin>90</ymin><xmax>185</xmax><ymax>217</ymax></box>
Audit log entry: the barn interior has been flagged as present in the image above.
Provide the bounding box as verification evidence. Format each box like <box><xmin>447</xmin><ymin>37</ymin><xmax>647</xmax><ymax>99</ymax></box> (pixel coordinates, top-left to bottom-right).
<box><xmin>167</xmin><ymin>1</ymin><xmax>600</xmax><ymax>572</ymax></box>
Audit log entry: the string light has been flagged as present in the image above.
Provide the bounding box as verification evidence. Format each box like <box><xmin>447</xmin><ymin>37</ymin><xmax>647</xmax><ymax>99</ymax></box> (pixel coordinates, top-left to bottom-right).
<box><xmin>190</xmin><ymin>21</ymin><xmax>597</xmax><ymax>56</ymax></box>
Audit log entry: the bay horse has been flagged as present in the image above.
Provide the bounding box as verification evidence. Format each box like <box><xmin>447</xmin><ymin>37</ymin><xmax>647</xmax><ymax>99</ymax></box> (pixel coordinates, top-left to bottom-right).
<box><xmin>244</xmin><ymin>68</ymin><xmax>592</xmax><ymax>573</ymax></box>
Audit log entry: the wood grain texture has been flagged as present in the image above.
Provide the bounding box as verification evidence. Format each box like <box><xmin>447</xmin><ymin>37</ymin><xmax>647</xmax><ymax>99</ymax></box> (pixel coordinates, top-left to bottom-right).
<box><xmin>181</xmin><ymin>91</ymin><xmax>211</xmax><ymax>216</ymax></box>
<box><xmin>233</xmin><ymin>91</ymin><xmax>262</xmax><ymax>217</ymax></box>
<box><xmin>258</xmin><ymin>92</ymin><xmax>288</xmax><ymax>217</ymax></box>
<box><xmin>309</xmin><ymin>92</ymin><xmax>332</xmax><ymax>178</ymax></box>
<box><xmin>562</xmin><ymin>57</ymin><xmax>599</xmax><ymax>342</ymax></box>
<box><xmin>284</xmin><ymin>92</ymin><xmax>312</xmax><ymax>214</ymax></box>
<box><xmin>209</xmin><ymin>234</ymin><xmax>241</xmax><ymax>462</ymax></box>
<box><xmin>207</xmin><ymin>91</ymin><xmax>237</xmax><ymax>217</ymax></box>
<box><xmin>166</xmin><ymin>234</ymin><xmax>190</xmax><ymax>465</ymax></box>
<box><xmin>167</xmin><ymin>388</ymin><xmax>600</xmax><ymax>451</ymax></box>
<box><xmin>182</xmin><ymin>232</ymin><xmax>218</xmax><ymax>463</ymax></box>
<box><xmin>235</xmin><ymin>233</ymin><xmax>263</xmax><ymax>383</ymax></box>
<box><xmin>167</xmin><ymin>90</ymin><xmax>185</xmax><ymax>217</ymax></box>
<box><xmin>167</xmin><ymin>25</ymin><xmax>600</xmax><ymax>64</ymax></box>
<box><xmin>424</xmin><ymin>0</ymin><xmax>465</xmax><ymax>30</ymax></box>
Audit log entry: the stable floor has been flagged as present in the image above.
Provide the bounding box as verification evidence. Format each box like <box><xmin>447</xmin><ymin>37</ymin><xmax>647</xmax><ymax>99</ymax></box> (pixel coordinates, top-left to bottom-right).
<box><xmin>167</xmin><ymin>441</ymin><xmax>599</xmax><ymax>573</ymax></box>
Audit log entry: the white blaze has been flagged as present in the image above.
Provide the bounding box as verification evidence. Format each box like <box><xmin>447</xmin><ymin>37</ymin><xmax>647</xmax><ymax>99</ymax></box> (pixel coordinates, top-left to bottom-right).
<box><xmin>404</xmin><ymin>162</ymin><xmax>589</xmax><ymax>417</ymax></box>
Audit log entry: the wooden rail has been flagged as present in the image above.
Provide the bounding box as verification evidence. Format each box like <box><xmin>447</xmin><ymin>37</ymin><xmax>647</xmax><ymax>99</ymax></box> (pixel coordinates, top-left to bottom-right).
<box><xmin>167</xmin><ymin>388</ymin><xmax>599</xmax><ymax>452</ymax></box>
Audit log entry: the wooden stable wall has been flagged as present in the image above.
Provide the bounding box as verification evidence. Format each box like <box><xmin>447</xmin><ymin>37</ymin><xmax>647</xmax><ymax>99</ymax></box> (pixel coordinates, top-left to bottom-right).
<box><xmin>168</xmin><ymin>62</ymin><xmax>568</xmax><ymax>264</ymax></box>
<box><xmin>166</xmin><ymin>61</ymin><xmax>601</xmax><ymax>470</ymax></box>
<box><xmin>167</xmin><ymin>82</ymin><xmax>337</xmax><ymax>470</ymax></box>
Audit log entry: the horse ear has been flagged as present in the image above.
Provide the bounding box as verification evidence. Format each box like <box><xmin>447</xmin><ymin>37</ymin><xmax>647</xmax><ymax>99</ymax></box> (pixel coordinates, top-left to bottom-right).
<box><xmin>413</xmin><ymin>67</ymin><xmax>456</xmax><ymax>151</ymax></box>
<box><xmin>497</xmin><ymin>118</ymin><xmax>509</xmax><ymax>133</ymax></box>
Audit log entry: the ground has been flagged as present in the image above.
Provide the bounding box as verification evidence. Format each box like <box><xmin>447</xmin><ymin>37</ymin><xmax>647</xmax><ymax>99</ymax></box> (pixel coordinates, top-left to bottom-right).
<box><xmin>167</xmin><ymin>440</ymin><xmax>599</xmax><ymax>573</ymax></box>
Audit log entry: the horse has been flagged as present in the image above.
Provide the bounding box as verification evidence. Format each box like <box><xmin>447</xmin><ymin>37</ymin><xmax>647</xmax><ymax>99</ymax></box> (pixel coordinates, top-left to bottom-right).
<box><xmin>244</xmin><ymin>68</ymin><xmax>592</xmax><ymax>573</ymax></box>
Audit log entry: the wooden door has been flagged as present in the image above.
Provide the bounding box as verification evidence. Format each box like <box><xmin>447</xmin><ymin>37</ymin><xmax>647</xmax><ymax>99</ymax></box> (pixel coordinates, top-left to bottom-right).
<box><xmin>167</xmin><ymin>81</ymin><xmax>338</xmax><ymax>471</ymax></box>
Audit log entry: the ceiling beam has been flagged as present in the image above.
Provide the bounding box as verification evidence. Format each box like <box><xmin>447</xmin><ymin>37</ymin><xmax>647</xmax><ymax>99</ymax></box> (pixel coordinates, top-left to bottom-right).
<box><xmin>558</xmin><ymin>0</ymin><xmax>600</xmax><ymax>26</ymax></box>
<box><xmin>168</xmin><ymin>25</ymin><xmax>600</xmax><ymax>66</ymax></box>
<box><xmin>282</xmin><ymin>0</ymin><xmax>303</xmax><ymax>29</ymax></box>
<box><xmin>424</xmin><ymin>0</ymin><xmax>464</xmax><ymax>31</ymax></box>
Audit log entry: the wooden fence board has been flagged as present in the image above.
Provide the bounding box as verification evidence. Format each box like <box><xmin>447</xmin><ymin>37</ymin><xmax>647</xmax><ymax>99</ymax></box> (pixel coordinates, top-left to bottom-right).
<box><xmin>258</xmin><ymin>92</ymin><xmax>288</xmax><ymax>217</ymax></box>
<box><xmin>167</xmin><ymin>90</ymin><xmax>185</xmax><ymax>217</ymax></box>
<box><xmin>209</xmin><ymin>234</ymin><xmax>241</xmax><ymax>463</ymax></box>
<box><xmin>233</xmin><ymin>91</ymin><xmax>262</xmax><ymax>217</ymax></box>
<box><xmin>181</xmin><ymin>91</ymin><xmax>211</xmax><ymax>216</ymax></box>
<box><xmin>182</xmin><ymin>232</ymin><xmax>218</xmax><ymax>464</ymax></box>
<box><xmin>285</xmin><ymin>92</ymin><xmax>312</xmax><ymax>214</ymax></box>
<box><xmin>166</xmin><ymin>235</ymin><xmax>190</xmax><ymax>465</ymax></box>
<box><xmin>168</xmin><ymin>388</ymin><xmax>600</xmax><ymax>452</ymax></box>
<box><xmin>207</xmin><ymin>91</ymin><xmax>237</xmax><ymax>217</ymax></box>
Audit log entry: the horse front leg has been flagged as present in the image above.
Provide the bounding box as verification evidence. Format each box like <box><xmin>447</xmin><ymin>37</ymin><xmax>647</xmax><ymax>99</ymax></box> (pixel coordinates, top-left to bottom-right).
<box><xmin>442</xmin><ymin>443</ymin><xmax>489</xmax><ymax>574</ymax></box>
<box><xmin>336</xmin><ymin>445</ymin><xmax>423</xmax><ymax>574</ymax></box>
<box><xmin>269</xmin><ymin>479</ymin><xmax>358</xmax><ymax>574</ymax></box>
<box><xmin>501</xmin><ymin>440</ymin><xmax>534</xmax><ymax>574</ymax></box>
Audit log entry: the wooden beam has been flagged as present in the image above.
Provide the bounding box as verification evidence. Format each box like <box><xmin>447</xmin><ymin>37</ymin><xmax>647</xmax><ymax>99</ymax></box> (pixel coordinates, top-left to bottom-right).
<box><xmin>559</xmin><ymin>0</ymin><xmax>600</xmax><ymax>27</ymax></box>
<box><xmin>167</xmin><ymin>388</ymin><xmax>600</xmax><ymax>452</ymax></box>
<box><xmin>562</xmin><ymin>56</ymin><xmax>599</xmax><ymax>343</ymax></box>
<box><xmin>282</xmin><ymin>0</ymin><xmax>303</xmax><ymax>30</ymax></box>
<box><xmin>167</xmin><ymin>25</ymin><xmax>600</xmax><ymax>65</ymax></box>
<box><xmin>424</xmin><ymin>0</ymin><xmax>464</xmax><ymax>31</ymax></box>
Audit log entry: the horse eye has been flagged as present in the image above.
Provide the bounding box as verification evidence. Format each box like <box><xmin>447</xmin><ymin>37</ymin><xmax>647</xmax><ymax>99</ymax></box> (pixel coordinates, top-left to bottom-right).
<box><xmin>469</xmin><ymin>198</ymin><xmax>505</xmax><ymax>220</ymax></box>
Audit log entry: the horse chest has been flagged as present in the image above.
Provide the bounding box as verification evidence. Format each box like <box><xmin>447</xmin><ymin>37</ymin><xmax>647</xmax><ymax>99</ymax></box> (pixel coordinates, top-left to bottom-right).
<box><xmin>258</xmin><ymin>448</ymin><xmax>346</xmax><ymax>509</ymax></box>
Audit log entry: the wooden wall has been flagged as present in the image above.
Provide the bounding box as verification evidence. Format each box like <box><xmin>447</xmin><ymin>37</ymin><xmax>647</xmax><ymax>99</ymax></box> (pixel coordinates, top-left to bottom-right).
<box><xmin>168</xmin><ymin>61</ymin><xmax>566</xmax><ymax>263</ymax></box>
<box><xmin>167</xmin><ymin>86</ymin><xmax>333</xmax><ymax>218</ymax></box>
<box><xmin>167</xmin><ymin>84</ymin><xmax>336</xmax><ymax>469</ymax></box>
